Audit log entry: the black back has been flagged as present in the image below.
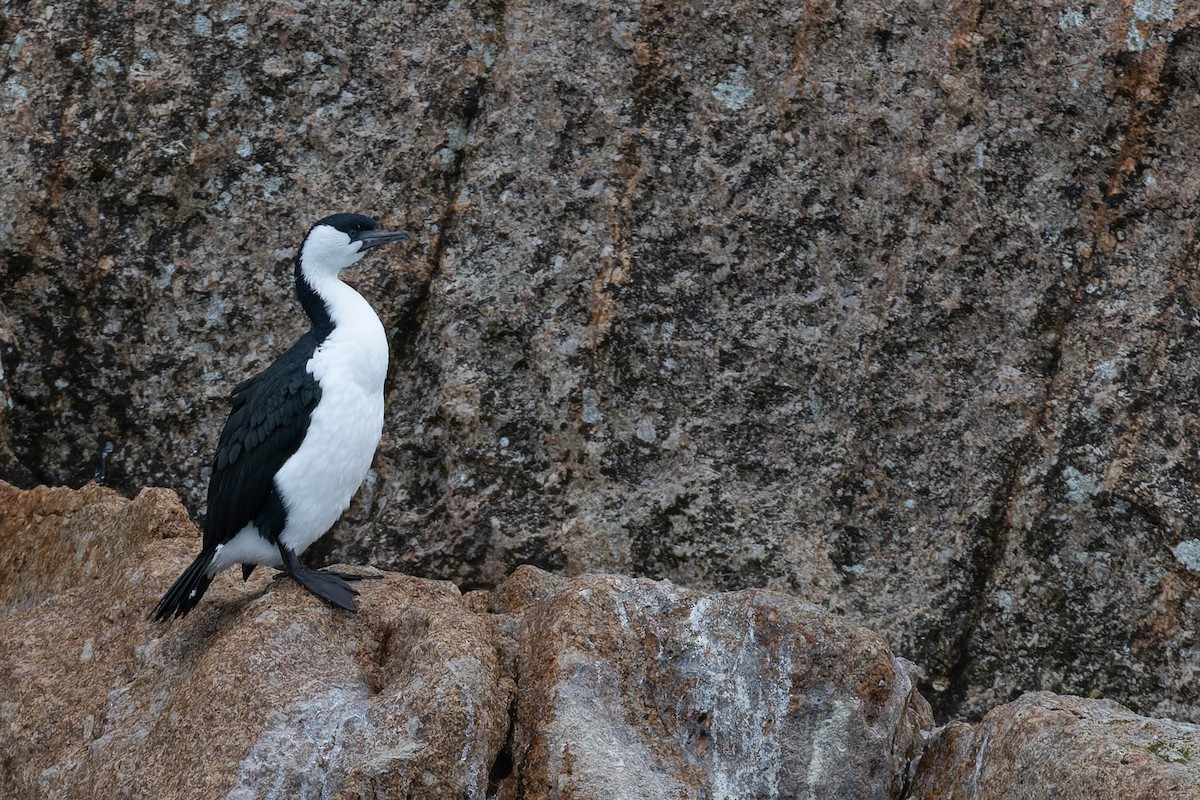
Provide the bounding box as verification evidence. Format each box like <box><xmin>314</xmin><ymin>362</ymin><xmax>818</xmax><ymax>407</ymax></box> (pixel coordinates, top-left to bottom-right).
<box><xmin>203</xmin><ymin>332</ymin><xmax>323</xmax><ymax>549</ymax></box>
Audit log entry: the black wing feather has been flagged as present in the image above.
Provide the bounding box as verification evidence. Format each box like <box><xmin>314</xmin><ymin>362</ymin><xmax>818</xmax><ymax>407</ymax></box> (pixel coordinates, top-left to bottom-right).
<box><xmin>203</xmin><ymin>333</ymin><xmax>324</xmax><ymax>550</ymax></box>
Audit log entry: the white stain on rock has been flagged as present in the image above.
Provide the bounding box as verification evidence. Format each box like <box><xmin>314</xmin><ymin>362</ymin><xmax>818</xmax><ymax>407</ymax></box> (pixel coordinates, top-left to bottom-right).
<box><xmin>548</xmin><ymin>652</ymin><xmax>682</xmax><ymax>800</ymax></box>
<box><xmin>685</xmin><ymin>596</ymin><xmax>790</xmax><ymax>798</ymax></box>
<box><xmin>807</xmin><ymin>703</ymin><xmax>852</xmax><ymax>800</ymax></box>
<box><xmin>1171</xmin><ymin>539</ymin><xmax>1200</xmax><ymax>573</ymax></box>
<box><xmin>1127</xmin><ymin>0</ymin><xmax>1175</xmax><ymax>51</ymax></box>
<box><xmin>228</xmin><ymin>686</ymin><xmax>371</xmax><ymax>800</ymax></box>
<box><xmin>712</xmin><ymin>66</ymin><xmax>753</xmax><ymax>111</ymax></box>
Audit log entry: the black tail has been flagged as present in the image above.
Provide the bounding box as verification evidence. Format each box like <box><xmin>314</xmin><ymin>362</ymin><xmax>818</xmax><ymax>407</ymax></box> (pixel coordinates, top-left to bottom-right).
<box><xmin>152</xmin><ymin>553</ymin><xmax>214</xmax><ymax>622</ymax></box>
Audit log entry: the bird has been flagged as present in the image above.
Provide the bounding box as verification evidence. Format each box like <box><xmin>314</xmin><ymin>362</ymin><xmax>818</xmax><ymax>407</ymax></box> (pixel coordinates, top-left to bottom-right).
<box><xmin>152</xmin><ymin>213</ymin><xmax>410</xmax><ymax>621</ymax></box>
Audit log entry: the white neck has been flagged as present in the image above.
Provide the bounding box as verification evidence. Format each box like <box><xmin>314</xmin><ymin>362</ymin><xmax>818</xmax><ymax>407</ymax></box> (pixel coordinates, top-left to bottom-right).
<box><xmin>305</xmin><ymin>269</ymin><xmax>374</xmax><ymax>329</ymax></box>
<box><xmin>301</xmin><ymin>267</ymin><xmax>389</xmax><ymax>397</ymax></box>
<box><xmin>294</xmin><ymin>224</ymin><xmax>388</xmax><ymax>390</ymax></box>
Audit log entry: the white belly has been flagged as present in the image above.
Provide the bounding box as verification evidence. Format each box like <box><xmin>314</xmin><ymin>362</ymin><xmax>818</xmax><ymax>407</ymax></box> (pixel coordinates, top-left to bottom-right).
<box><xmin>274</xmin><ymin>379</ymin><xmax>384</xmax><ymax>554</ymax></box>
<box><xmin>206</xmin><ymin>376</ymin><xmax>383</xmax><ymax>575</ymax></box>
<box><xmin>275</xmin><ymin>314</ymin><xmax>387</xmax><ymax>555</ymax></box>
<box><xmin>209</xmin><ymin>524</ymin><xmax>282</xmax><ymax>572</ymax></box>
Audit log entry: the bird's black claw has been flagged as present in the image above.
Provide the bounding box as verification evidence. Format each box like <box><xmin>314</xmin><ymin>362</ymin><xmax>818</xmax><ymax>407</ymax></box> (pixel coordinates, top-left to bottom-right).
<box><xmin>293</xmin><ymin>569</ymin><xmax>360</xmax><ymax>612</ymax></box>
<box><xmin>270</xmin><ymin>568</ymin><xmax>379</xmax><ymax>583</ymax></box>
<box><xmin>274</xmin><ymin>545</ymin><xmax>362</xmax><ymax>612</ymax></box>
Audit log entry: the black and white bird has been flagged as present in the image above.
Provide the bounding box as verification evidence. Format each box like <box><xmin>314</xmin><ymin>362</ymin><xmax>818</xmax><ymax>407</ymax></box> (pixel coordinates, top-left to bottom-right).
<box><xmin>153</xmin><ymin>213</ymin><xmax>409</xmax><ymax>621</ymax></box>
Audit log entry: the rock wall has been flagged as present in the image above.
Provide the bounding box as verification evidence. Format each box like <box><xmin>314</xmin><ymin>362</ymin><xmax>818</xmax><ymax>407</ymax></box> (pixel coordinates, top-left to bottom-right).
<box><xmin>3</xmin><ymin>0</ymin><xmax>1200</xmax><ymax>725</ymax></box>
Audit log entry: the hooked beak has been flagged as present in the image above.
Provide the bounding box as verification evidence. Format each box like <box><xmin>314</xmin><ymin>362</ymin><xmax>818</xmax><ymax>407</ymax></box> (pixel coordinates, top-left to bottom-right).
<box><xmin>354</xmin><ymin>229</ymin><xmax>411</xmax><ymax>251</ymax></box>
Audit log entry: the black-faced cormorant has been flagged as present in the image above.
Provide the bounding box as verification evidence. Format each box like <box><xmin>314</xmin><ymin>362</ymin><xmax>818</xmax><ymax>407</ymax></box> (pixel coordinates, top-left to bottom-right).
<box><xmin>153</xmin><ymin>213</ymin><xmax>409</xmax><ymax>621</ymax></box>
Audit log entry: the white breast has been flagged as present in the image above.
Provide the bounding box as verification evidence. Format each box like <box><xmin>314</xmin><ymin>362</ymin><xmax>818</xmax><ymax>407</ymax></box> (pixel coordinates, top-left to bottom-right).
<box><xmin>274</xmin><ymin>279</ymin><xmax>388</xmax><ymax>555</ymax></box>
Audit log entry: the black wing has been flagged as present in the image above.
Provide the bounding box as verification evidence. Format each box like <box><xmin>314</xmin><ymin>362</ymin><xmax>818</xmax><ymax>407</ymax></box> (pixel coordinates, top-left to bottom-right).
<box><xmin>203</xmin><ymin>333</ymin><xmax>323</xmax><ymax>550</ymax></box>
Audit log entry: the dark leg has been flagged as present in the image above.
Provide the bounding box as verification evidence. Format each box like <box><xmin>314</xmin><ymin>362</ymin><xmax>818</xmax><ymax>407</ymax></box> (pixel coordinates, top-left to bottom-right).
<box><xmin>275</xmin><ymin>542</ymin><xmax>359</xmax><ymax>612</ymax></box>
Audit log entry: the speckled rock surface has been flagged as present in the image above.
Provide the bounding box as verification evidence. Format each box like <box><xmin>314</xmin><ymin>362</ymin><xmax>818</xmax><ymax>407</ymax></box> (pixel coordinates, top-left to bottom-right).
<box><xmin>0</xmin><ymin>481</ymin><xmax>930</xmax><ymax>798</ymax></box>
<box><xmin>493</xmin><ymin>567</ymin><xmax>931</xmax><ymax>800</ymax></box>
<box><xmin>0</xmin><ymin>482</ymin><xmax>510</xmax><ymax>799</ymax></box>
<box><xmin>906</xmin><ymin>692</ymin><xmax>1200</xmax><ymax>800</ymax></box>
<box><xmin>4</xmin><ymin>0</ymin><xmax>1200</xmax><ymax>724</ymax></box>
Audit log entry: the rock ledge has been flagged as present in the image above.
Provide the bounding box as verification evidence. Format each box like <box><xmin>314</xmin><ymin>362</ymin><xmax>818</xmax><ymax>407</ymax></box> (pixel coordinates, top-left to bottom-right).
<box><xmin>2</xmin><ymin>481</ymin><xmax>1197</xmax><ymax>799</ymax></box>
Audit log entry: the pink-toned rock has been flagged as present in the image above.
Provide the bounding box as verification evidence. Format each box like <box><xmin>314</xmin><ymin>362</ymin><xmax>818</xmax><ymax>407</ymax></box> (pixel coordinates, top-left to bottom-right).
<box><xmin>907</xmin><ymin>692</ymin><xmax>1200</xmax><ymax>800</ymax></box>
<box><xmin>0</xmin><ymin>482</ymin><xmax>510</xmax><ymax>799</ymax></box>
<box><xmin>495</xmin><ymin>568</ymin><xmax>930</xmax><ymax>799</ymax></box>
<box><xmin>0</xmin><ymin>483</ymin><xmax>189</xmax><ymax>610</ymax></box>
<box><xmin>6</xmin><ymin>0</ymin><xmax>1200</xmax><ymax>726</ymax></box>
<box><xmin>0</xmin><ymin>481</ymin><xmax>931</xmax><ymax>798</ymax></box>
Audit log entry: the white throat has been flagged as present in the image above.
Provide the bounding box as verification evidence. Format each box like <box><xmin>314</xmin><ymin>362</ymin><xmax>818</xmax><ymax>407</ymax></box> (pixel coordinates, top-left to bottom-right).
<box><xmin>304</xmin><ymin>269</ymin><xmax>378</xmax><ymax>332</ymax></box>
<box><xmin>300</xmin><ymin>225</ymin><xmax>366</xmax><ymax>277</ymax></box>
<box><xmin>298</xmin><ymin>225</ymin><xmax>374</xmax><ymax>331</ymax></box>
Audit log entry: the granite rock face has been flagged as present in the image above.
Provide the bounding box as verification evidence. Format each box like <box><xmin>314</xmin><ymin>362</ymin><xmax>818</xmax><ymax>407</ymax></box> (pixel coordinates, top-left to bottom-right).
<box><xmin>3</xmin><ymin>0</ymin><xmax>1200</xmax><ymax>724</ymax></box>
<box><xmin>0</xmin><ymin>481</ymin><xmax>930</xmax><ymax>798</ymax></box>
<box><xmin>907</xmin><ymin>692</ymin><xmax>1200</xmax><ymax>800</ymax></box>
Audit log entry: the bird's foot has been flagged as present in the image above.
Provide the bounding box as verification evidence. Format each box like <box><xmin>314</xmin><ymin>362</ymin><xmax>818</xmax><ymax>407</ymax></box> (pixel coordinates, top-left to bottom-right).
<box><xmin>270</xmin><ymin>568</ymin><xmax>381</xmax><ymax>582</ymax></box>
<box><xmin>274</xmin><ymin>547</ymin><xmax>360</xmax><ymax>612</ymax></box>
<box><xmin>295</xmin><ymin>569</ymin><xmax>360</xmax><ymax>612</ymax></box>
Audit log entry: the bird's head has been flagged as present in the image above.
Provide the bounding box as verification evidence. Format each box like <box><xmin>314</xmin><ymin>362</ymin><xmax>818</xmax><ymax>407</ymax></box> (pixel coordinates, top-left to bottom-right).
<box><xmin>299</xmin><ymin>213</ymin><xmax>410</xmax><ymax>277</ymax></box>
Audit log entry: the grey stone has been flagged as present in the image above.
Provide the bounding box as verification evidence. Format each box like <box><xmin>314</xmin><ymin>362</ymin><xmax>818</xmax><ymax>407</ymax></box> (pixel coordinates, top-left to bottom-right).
<box><xmin>906</xmin><ymin>692</ymin><xmax>1200</xmax><ymax>800</ymax></box>
<box><xmin>3</xmin><ymin>0</ymin><xmax>1200</xmax><ymax>724</ymax></box>
<box><xmin>0</xmin><ymin>481</ymin><xmax>928</xmax><ymax>798</ymax></box>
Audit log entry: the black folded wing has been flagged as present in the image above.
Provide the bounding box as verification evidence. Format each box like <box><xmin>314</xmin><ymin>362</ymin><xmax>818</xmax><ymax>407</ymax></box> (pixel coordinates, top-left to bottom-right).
<box><xmin>203</xmin><ymin>333</ymin><xmax>323</xmax><ymax>550</ymax></box>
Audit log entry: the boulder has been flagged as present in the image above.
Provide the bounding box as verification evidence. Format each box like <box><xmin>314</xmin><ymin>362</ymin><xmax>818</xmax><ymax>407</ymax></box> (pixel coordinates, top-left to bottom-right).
<box><xmin>0</xmin><ymin>483</ymin><xmax>509</xmax><ymax>799</ymax></box>
<box><xmin>0</xmin><ymin>481</ymin><xmax>929</xmax><ymax>798</ymax></box>
<box><xmin>906</xmin><ymin>691</ymin><xmax>1200</xmax><ymax>800</ymax></box>
<box><xmin>494</xmin><ymin>568</ymin><xmax>930</xmax><ymax>799</ymax></box>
